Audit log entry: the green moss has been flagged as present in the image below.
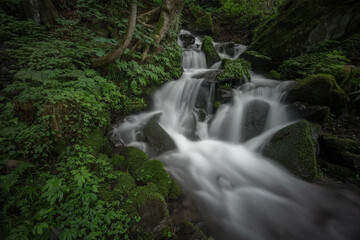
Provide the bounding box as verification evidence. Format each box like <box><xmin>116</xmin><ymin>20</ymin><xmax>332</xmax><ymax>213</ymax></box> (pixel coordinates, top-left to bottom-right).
<box><xmin>201</xmin><ymin>36</ymin><xmax>221</xmax><ymax>67</ymax></box>
<box><xmin>321</xmin><ymin>133</ymin><xmax>360</xmax><ymax>153</ymax></box>
<box><xmin>289</xmin><ymin>74</ymin><xmax>349</xmax><ymax>115</ymax></box>
<box><xmin>121</xmin><ymin>147</ymin><xmax>148</xmax><ymax>175</ymax></box>
<box><xmin>110</xmin><ymin>154</ymin><xmax>126</xmax><ymax>171</ymax></box>
<box><xmin>82</xmin><ymin>128</ymin><xmax>112</xmax><ymax>155</ymax></box>
<box><xmin>195</xmin><ymin>13</ymin><xmax>213</xmax><ymax>32</ymax></box>
<box><xmin>263</xmin><ymin>120</ymin><xmax>318</xmax><ymax>180</ymax></box>
<box><xmin>217</xmin><ymin>59</ymin><xmax>251</xmax><ymax>82</ymax></box>
<box><xmin>214</xmin><ymin>101</ymin><xmax>221</xmax><ymax>109</ymax></box>
<box><xmin>268</xmin><ymin>70</ymin><xmax>281</xmax><ymax>80</ymax></box>
<box><xmin>97</xmin><ymin>171</ymin><xmax>136</xmax><ymax>202</ymax></box>
<box><xmin>133</xmin><ymin>160</ymin><xmax>173</xmax><ymax>198</ymax></box>
<box><xmin>123</xmin><ymin>184</ymin><xmax>171</xmax><ymax>240</ymax></box>
<box><xmin>168</xmin><ymin>179</ymin><xmax>181</xmax><ymax>200</ymax></box>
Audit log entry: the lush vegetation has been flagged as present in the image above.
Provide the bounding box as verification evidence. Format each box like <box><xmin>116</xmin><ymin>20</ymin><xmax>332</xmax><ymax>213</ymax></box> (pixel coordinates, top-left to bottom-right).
<box><xmin>0</xmin><ymin>0</ymin><xmax>183</xmax><ymax>239</ymax></box>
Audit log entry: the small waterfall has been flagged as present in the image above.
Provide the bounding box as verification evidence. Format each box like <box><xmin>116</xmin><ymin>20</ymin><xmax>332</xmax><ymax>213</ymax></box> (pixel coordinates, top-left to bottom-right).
<box><xmin>112</xmin><ymin>30</ymin><xmax>360</xmax><ymax>240</ymax></box>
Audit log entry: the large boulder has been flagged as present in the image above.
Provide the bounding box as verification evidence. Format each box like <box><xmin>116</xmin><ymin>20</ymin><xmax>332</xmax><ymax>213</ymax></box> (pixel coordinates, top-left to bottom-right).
<box><xmin>287</xmin><ymin>74</ymin><xmax>349</xmax><ymax>115</ymax></box>
<box><xmin>201</xmin><ymin>36</ymin><xmax>221</xmax><ymax>67</ymax></box>
<box><xmin>241</xmin><ymin>99</ymin><xmax>270</xmax><ymax>142</ymax></box>
<box><xmin>263</xmin><ymin>120</ymin><xmax>318</xmax><ymax>180</ymax></box>
<box><xmin>248</xmin><ymin>0</ymin><xmax>360</xmax><ymax>68</ymax></box>
<box><xmin>143</xmin><ymin>117</ymin><xmax>177</xmax><ymax>155</ymax></box>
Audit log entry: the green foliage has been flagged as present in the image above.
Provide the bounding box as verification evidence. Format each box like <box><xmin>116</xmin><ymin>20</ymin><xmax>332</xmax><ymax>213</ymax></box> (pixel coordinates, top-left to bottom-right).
<box><xmin>279</xmin><ymin>50</ymin><xmax>348</xmax><ymax>79</ymax></box>
<box><xmin>218</xmin><ymin>59</ymin><xmax>251</xmax><ymax>81</ymax></box>
<box><xmin>245</xmin><ymin>50</ymin><xmax>271</xmax><ymax>60</ymax></box>
<box><xmin>2</xmin><ymin>145</ymin><xmax>137</xmax><ymax>239</ymax></box>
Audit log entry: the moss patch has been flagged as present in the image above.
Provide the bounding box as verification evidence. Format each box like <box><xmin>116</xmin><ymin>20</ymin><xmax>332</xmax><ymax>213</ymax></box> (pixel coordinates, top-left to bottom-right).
<box><xmin>195</xmin><ymin>13</ymin><xmax>214</xmax><ymax>32</ymax></box>
<box><xmin>263</xmin><ymin>120</ymin><xmax>318</xmax><ymax>181</ymax></box>
<box><xmin>201</xmin><ymin>36</ymin><xmax>221</xmax><ymax>67</ymax></box>
<box><xmin>109</xmin><ymin>154</ymin><xmax>126</xmax><ymax>171</ymax></box>
<box><xmin>133</xmin><ymin>160</ymin><xmax>178</xmax><ymax>199</ymax></box>
<box><xmin>217</xmin><ymin>58</ymin><xmax>251</xmax><ymax>82</ymax></box>
<box><xmin>121</xmin><ymin>147</ymin><xmax>148</xmax><ymax>175</ymax></box>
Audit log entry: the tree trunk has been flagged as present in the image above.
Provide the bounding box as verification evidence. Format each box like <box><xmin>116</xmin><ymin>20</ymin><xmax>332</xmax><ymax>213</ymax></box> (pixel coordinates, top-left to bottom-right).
<box><xmin>90</xmin><ymin>0</ymin><xmax>137</xmax><ymax>68</ymax></box>
<box><xmin>141</xmin><ymin>0</ymin><xmax>184</xmax><ymax>62</ymax></box>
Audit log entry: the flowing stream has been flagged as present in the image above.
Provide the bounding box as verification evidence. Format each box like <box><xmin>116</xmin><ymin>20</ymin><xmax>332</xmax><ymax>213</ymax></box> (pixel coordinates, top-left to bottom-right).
<box><xmin>112</xmin><ymin>32</ymin><xmax>360</xmax><ymax>240</ymax></box>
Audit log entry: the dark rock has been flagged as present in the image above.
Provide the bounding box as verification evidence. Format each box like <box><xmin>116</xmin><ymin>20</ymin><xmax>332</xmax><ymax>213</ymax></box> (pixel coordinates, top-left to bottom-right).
<box><xmin>193</xmin><ymin>70</ymin><xmax>222</xmax><ymax>83</ymax></box>
<box><xmin>319</xmin><ymin>133</ymin><xmax>360</xmax><ymax>169</ymax></box>
<box><xmin>201</xmin><ymin>36</ymin><xmax>221</xmax><ymax>68</ymax></box>
<box><xmin>174</xmin><ymin>221</ymin><xmax>207</xmax><ymax>240</ymax></box>
<box><xmin>287</xmin><ymin>102</ymin><xmax>330</xmax><ymax>124</ymax></box>
<box><xmin>6</xmin><ymin>160</ymin><xmax>24</xmax><ymax>174</ymax></box>
<box><xmin>217</xmin><ymin>89</ymin><xmax>233</xmax><ymax>103</ymax></box>
<box><xmin>287</xmin><ymin>74</ymin><xmax>349</xmax><ymax>115</ymax></box>
<box><xmin>215</xmin><ymin>42</ymin><xmax>235</xmax><ymax>58</ymax></box>
<box><xmin>263</xmin><ymin>120</ymin><xmax>318</xmax><ymax>180</ymax></box>
<box><xmin>143</xmin><ymin>117</ymin><xmax>177</xmax><ymax>155</ymax></box>
<box><xmin>248</xmin><ymin>0</ymin><xmax>360</xmax><ymax>67</ymax></box>
<box><xmin>242</xmin><ymin>100</ymin><xmax>270</xmax><ymax>142</ymax></box>
<box><xmin>179</xmin><ymin>34</ymin><xmax>196</xmax><ymax>48</ymax></box>
<box><xmin>323</xmin><ymin>162</ymin><xmax>360</xmax><ymax>186</ymax></box>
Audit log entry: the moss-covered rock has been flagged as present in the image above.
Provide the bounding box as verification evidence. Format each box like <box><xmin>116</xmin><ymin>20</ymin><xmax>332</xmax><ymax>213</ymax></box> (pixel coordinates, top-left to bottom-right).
<box><xmin>195</xmin><ymin>13</ymin><xmax>214</xmax><ymax>33</ymax></box>
<box><xmin>263</xmin><ymin>120</ymin><xmax>318</xmax><ymax>180</ymax></box>
<box><xmin>121</xmin><ymin>147</ymin><xmax>148</xmax><ymax>175</ymax></box>
<box><xmin>217</xmin><ymin>58</ymin><xmax>251</xmax><ymax>84</ymax></box>
<box><xmin>82</xmin><ymin>128</ymin><xmax>112</xmax><ymax>155</ymax></box>
<box><xmin>331</xmin><ymin>65</ymin><xmax>360</xmax><ymax>94</ymax></box>
<box><xmin>319</xmin><ymin>133</ymin><xmax>360</xmax><ymax>169</ymax></box>
<box><xmin>168</xmin><ymin>179</ymin><xmax>182</xmax><ymax>200</ymax></box>
<box><xmin>248</xmin><ymin>0</ymin><xmax>360</xmax><ymax>67</ymax></box>
<box><xmin>97</xmin><ymin>171</ymin><xmax>136</xmax><ymax>202</ymax></box>
<box><xmin>133</xmin><ymin>160</ymin><xmax>180</xmax><ymax>199</ymax></box>
<box><xmin>123</xmin><ymin>184</ymin><xmax>172</xmax><ymax>240</ymax></box>
<box><xmin>109</xmin><ymin>154</ymin><xmax>126</xmax><ymax>171</ymax></box>
<box><xmin>288</xmin><ymin>74</ymin><xmax>349</xmax><ymax>115</ymax></box>
<box><xmin>201</xmin><ymin>36</ymin><xmax>221</xmax><ymax>67</ymax></box>
<box><xmin>174</xmin><ymin>221</ymin><xmax>207</xmax><ymax>240</ymax></box>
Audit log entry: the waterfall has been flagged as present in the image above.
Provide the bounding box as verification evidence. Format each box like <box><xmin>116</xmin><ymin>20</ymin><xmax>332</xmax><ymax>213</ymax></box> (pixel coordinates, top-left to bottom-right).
<box><xmin>112</xmin><ymin>31</ymin><xmax>360</xmax><ymax>240</ymax></box>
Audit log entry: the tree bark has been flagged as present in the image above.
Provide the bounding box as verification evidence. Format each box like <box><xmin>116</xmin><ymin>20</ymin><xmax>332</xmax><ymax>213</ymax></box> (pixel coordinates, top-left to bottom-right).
<box><xmin>90</xmin><ymin>0</ymin><xmax>137</xmax><ymax>68</ymax></box>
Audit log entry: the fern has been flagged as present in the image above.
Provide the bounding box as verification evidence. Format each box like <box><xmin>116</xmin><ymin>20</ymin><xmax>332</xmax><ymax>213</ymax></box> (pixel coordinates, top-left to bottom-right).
<box><xmin>0</xmin><ymin>161</ymin><xmax>33</xmax><ymax>195</ymax></box>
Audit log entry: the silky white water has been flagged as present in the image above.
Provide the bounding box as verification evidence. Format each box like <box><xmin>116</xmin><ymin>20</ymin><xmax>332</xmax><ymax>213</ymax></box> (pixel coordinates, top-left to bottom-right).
<box><xmin>112</xmin><ymin>32</ymin><xmax>360</xmax><ymax>240</ymax></box>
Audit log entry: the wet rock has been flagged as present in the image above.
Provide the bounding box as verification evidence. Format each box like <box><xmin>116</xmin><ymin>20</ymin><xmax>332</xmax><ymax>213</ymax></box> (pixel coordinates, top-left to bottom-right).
<box><xmin>179</xmin><ymin>34</ymin><xmax>195</xmax><ymax>48</ymax></box>
<box><xmin>215</xmin><ymin>42</ymin><xmax>236</xmax><ymax>58</ymax></box>
<box><xmin>193</xmin><ymin>70</ymin><xmax>222</xmax><ymax>83</ymax></box>
<box><xmin>319</xmin><ymin>133</ymin><xmax>360</xmax><ymax>169</ymax></box>
<box><xmin>263</xmin><ymin>120</ymin><xmax>318</xmax><ymax>180</ymax></box>
<box><xmin>143</xmin><ymin>117</ymin><xmax>177</xmax><ymax>155</ymax></box>
<box><xmin>217</xmin><ymin>89</ymin><xmax>233</xmax><ymax>103</ymax></box>
<box><xmin>287</xmin><ymin>74</ymin><xmax>349</xmax><ymax>115</ymax></box>
<box><xmin>242</xmin><ymin>99</ymin><xmax>270</xmax><ymax>142</ymax></box>
<box><xmin>287</xmin><ymin>102</ymin><xmax>330</xmax><ymax>124</ymax></box>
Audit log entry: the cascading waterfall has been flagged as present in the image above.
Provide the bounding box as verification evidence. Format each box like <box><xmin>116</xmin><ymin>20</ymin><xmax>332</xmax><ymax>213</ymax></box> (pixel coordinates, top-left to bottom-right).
<box><xmin>112</xmin><ymin>31</ymin><xmax>360</xmax><ymax>240</ymax></box>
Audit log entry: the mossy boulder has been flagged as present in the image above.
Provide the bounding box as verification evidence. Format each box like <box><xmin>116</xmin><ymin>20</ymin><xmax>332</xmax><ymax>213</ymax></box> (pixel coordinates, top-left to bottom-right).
<box><xmin>201</xmin><ymin>36</ymin><xmax>221</xmax><ymax>68</ymax></box>
<box><xmin>121</xmin><ymin>147</ymin><xmax>148</xmax><ymax>175</ymax></box>
<box><xmin>82</xmin><ymin>128</ymin><xmax>112</xmax><ymax>155</ymax></box>
<box><xmin>109</xmin><ymin>154</ymin><xmax>126</xmax><ymax>171</ymax></box>
<box><xmin>195</xmin><ymin>13</ymin><xmax>214</xmax><ymax>33</ymax></box>
<box><xmin>216</xmin><ymin>59</ymin><xmax>251</xmax><ymax>86</ymax></box>
<box><xmin>174</xmin><ymin>221</ymin><xmax>207</xmax><ymax>240</ymax></box>
<box><xmin>97</xmin><ymin>171</ymin><xmax>136</xmax><ymax>202</ymax></box>
<box><xmin>133</xmin><ymin>160</ymin><xmax>181</xmax><ymax>200</ymax></box>
<box><xmin>331</xmin><ymin>65</ymin><xmax>360</xmax><ymax>94</ymax></box>
<box><xmin>323</xmin><ymin>162</ymin><xmax>360</xmax><ymax>186</ymax></box>
<box><xmin>248</xmin><ymin>0</ymin><xmax>360</xmax><ymax>67</ymax></box>
<box><xmin>319</xmin><ymin>133</ymin><xmax>360</xmax><ymax>169</ymax></box>
<box><xmin>288</xmin><ymin>74</ymin><xmax>349</xmax><ymax>115</ymax></box>
<box><xmin>123</xmin><ymin>184</ymin><xmax>172</xmax><ymax>240</ymax></box>
<box><xmin>263</xmin><ymin>120</ymin><xmax>318</xmax><ymax>180</ymax></box>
